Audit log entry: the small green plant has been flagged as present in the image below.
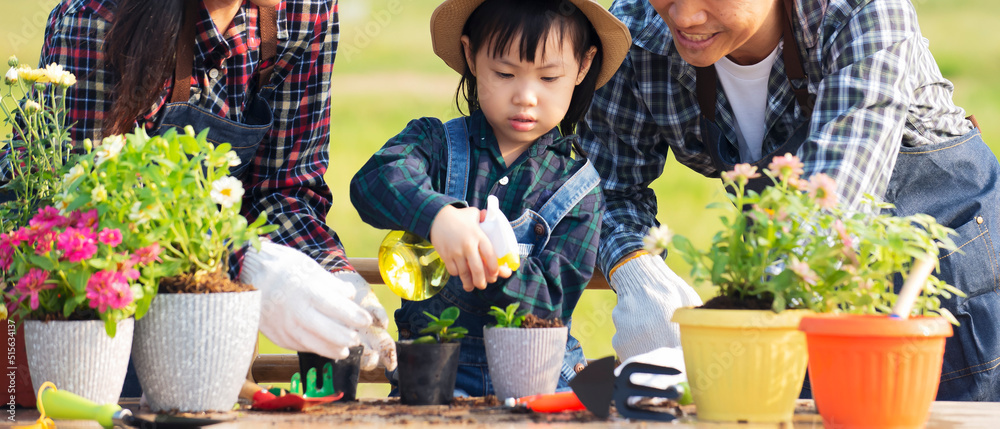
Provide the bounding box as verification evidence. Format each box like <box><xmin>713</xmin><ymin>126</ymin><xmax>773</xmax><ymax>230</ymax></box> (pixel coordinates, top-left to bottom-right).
<box><xmin>488</xmin><ymin>302</ymin><xmax>527</xmax><ymax>328</ymax></box>
<box><xmin>412</xmin><ymin>306</ymin><xmax>467</xmax><ymax>344</ymax></box>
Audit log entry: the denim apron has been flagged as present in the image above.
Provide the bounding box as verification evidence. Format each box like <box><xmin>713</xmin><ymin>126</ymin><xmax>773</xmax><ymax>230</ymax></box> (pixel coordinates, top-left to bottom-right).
<box><xmin>390</xmin><ymin>118</ymin><xmax>599</xmax><ymax>397</ymax></box>
<box><xmin>696</xmin><ymin>0</ymin><xmax>1000</xmax><ymax>402</ymax></box>
<box><xmin>122</xmin><ymin>3</ymin><xmax>279</xmax><ymax>397</ymax></box>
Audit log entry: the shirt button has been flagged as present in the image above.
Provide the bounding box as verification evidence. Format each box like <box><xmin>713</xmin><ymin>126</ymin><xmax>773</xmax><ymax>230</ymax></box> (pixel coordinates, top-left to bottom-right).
<box><xmin>534</xmin><ymin>223</ymin><xmax>545</xmax><ymax>235</ymax></box>
<box><xmin>499</xmin><ymin>176</ymin><xmax>509</xmax><ymax>186</ymax></box>
<box><xmin>977</xmin><ymin>216</ymin><xmax>984</xmax><ymax>225</ymax></box>
<box><xmin>574</xmin><ymin>363</ymin><xmax>586</xmax><ymax>373</ymax></box>
<box><xmin>208</xmin><ymin>68</ymin><xmax>220</xmax><ymax>79</ymax></box>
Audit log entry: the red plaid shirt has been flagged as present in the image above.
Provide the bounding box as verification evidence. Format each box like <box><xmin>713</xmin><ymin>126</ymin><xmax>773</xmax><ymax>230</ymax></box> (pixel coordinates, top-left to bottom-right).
<box><xmin>32</xmin><ymin>0</ymin><xmax>352</xmax><ymax>272</ymax></box>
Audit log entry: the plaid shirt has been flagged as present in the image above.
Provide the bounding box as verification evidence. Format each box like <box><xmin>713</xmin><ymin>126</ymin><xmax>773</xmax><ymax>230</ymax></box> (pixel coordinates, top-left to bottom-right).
<box><xmin>579</xmin><ymin>0</ymin><xmax>973</xmax><ymax>276</ymax></box>
<box><xmin>5</xmin><ymin>0</ymin><xmax>351</xmax><ymax>272</ymax></box>
<box><xmin>350</xmin><ymin>111</ymin><xmax>603</xmax><ymax>319</ymax></box>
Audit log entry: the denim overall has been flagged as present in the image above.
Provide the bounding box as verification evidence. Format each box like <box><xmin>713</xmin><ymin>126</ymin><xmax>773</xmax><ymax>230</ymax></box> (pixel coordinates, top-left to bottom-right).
<box><xmin>390</xmin><ymin>117</ymin><xmax>598</xmax><ymax>397</ymax></box>
<box><xmin>696</xmin><ymin>0</ymin><xmax>1000</xmax><ymax>402</ymax></box>
<box><xmin>122</xmin><ymin>3</ymin><xmax>279</xmax><ymax>397</ymax></box>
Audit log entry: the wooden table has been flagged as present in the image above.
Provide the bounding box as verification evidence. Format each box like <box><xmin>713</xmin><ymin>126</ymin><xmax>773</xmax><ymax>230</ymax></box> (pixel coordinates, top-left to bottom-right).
<box><xmin>7</xmin><ymin>399</ymin><xmax>999</xmax><ymax>428</ymax></box>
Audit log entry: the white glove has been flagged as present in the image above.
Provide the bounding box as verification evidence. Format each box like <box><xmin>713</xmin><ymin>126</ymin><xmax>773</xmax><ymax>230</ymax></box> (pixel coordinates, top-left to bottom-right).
<box><xmin>610</xmin><ymin>254</ymin><xmax>702</xmax><ymax>361</ymax></box>
<box><xmin>240</xmin><ymin>241</ymin><xmax>372</xmax><ymax>360</ymax></box>
<box><xmin>337</xmin><ymin>272</ymin><xmax>398</xmax><ymax>372</ymax></box>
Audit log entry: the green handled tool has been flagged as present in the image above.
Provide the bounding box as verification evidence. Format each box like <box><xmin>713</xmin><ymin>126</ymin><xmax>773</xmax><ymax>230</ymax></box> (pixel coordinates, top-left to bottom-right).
<box><xmin>38</xmin><ymin>384</ymin><xmax>225</xmax><ymax>429</ymax></box>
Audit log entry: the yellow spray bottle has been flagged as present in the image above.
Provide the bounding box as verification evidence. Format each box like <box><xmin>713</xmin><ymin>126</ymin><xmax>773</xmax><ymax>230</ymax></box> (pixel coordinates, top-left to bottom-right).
<box><xmin>378</xmin><ymin>195</ymin><xmax>519</xmax><ymax>301</ymax></box>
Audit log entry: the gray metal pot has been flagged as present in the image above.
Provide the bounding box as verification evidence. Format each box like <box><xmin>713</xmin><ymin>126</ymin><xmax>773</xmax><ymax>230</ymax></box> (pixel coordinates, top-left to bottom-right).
<box><xmin>484</xmin><ymin>326</ymin><xmax>568</xmax><ymax>400</ymax></box>
<box><xmin>24</xmin><ymin>319</ymin><xmax>134</xmax><ymax>404</ymax></box>
<box><xmin>132</xmin><ymin>290</ymin><xmax>260</xmax><ymax>412</ymax></box>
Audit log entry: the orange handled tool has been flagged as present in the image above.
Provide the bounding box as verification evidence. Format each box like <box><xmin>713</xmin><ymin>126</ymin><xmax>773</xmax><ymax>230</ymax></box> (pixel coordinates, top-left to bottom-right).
<box><xmin>510</xmin><ymin>391</ymin><xmax>587</xmax><ymax>413</ymax></box>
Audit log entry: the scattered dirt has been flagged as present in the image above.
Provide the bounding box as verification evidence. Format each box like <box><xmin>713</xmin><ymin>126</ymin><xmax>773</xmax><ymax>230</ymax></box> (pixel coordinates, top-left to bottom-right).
<box><xmin>522</xmin><ymin>313</ymin><xmax>564</xmax><ymax>328</ymax></box>
<box><xmin>700</xmin><ymin>293</ymin><xmax>775</xmax><ymax>310</ymax></box>
<box><xmin>158</xmin><ymin>268</ymin><xmax>255</xmax><ymax>294</ymax></box>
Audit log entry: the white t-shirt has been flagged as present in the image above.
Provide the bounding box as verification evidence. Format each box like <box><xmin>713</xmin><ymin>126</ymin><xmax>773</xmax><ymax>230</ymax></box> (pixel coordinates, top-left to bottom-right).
<box><xmin>715</xmin><ymin>44</ymin><xmax>781</xmax><ymax>163</ymax></box>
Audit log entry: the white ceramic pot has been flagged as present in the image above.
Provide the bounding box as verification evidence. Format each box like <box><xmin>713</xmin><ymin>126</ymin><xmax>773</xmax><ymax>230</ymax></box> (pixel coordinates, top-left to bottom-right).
<box><xmin>132</xmin><ymin>290</ymin><xmax>260</xmax><ymax>412</ymax></box>
<box><xmin>24</xmin><ymin>318</ymin><xmax>134</xmax><ymax>404</ymax></box>
<box><xmin>484</xmin><ymin>326</ymin><xmax>568</xmax><ymax>400</ymax></box>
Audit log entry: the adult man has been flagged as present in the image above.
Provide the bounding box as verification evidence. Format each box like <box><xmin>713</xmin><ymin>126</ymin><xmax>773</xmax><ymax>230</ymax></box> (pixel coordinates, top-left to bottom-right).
<box><xmin>580</xmin><ymin>0</ymin><xmax>998</xmax><ymax>401</ymax></box>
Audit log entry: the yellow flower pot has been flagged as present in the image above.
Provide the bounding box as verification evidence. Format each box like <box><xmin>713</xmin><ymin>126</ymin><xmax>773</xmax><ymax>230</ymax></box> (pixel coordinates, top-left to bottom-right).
<box><xmin>671</xmin><ymin>308</ymin><xmax>810</xmax><ymax>423</ymax></box>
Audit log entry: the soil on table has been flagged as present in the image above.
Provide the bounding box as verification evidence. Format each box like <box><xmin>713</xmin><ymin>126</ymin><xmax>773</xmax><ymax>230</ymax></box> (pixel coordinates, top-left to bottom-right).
<box><xmin>522</xmin><ymin>313</ymin><xmax>564</xmax><ymax>328</ymax></box>
<box><xmin>158</xmin><ymin>268</ymin><xmax>255</xmax><ymax>293</ymax></box>
<box><xmin>700</xmin><ymin>293</ymin><xmax>775</xmax><ymax>310</ymax></box>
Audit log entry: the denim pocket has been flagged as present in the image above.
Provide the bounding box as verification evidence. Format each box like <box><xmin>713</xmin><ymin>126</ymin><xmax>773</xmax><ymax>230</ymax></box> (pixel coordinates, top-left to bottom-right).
<box><xmin>938</xmin><ymin>214</ymin><xmax>1000</xmax><ymax>302</ymax></box>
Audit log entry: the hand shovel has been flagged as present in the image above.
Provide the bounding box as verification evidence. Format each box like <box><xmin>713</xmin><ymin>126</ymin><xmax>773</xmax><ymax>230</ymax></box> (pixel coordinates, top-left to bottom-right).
<box><xmin>568</xmin><ymin>356</ymin><xmax>685</xmax><ymax>421</ymax></box>
<box><xmin>37</xmin><ymin>385</ymin><xmax>226</xmax><ymax>429</ymax></box>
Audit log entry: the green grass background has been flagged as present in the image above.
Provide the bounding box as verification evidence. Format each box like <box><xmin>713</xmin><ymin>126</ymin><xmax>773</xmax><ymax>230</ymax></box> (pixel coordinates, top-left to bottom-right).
<box><xmin>2</xmin><ymin>0</ymin><xmax>997</xmax><ymax>397</ymax></box>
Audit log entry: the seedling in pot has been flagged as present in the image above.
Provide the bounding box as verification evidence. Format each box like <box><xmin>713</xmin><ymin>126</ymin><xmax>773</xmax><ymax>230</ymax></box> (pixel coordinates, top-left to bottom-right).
<box><xmin>489</xmin><ymin>303</ymin><xmax>528</xmax><ymax>328</ymax></box>
<box><xmin>412</xmin><ymin>306</ymin><xmax>467</xmax><ymax>344</ymax></box>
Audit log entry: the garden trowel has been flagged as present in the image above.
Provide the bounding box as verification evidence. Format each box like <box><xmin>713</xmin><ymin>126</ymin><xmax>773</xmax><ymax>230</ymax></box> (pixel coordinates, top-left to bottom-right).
<box><xmin>36</xmin><ymin>384</ymin><xmax>227</xmax><ymax>428</ymax></box>
<box><xmin>569</xmin><ymin>356</ymin><xmax>687</xmax><ymax>421</ymax></box>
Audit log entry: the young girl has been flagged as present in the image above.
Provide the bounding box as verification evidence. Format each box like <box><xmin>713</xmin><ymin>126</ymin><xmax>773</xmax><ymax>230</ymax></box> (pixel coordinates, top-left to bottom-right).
<box><xmin>350</xmin><ymin>0</ymin><xmax>629</xmax><ymax>396</ymax></box>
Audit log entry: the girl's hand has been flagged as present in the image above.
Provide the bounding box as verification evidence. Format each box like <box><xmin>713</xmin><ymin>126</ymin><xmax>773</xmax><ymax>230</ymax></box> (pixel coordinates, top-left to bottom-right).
<box><xmin>430</xmin><ymin>205</ymin><xmax>501</xmax><ymax>291</ymax></box>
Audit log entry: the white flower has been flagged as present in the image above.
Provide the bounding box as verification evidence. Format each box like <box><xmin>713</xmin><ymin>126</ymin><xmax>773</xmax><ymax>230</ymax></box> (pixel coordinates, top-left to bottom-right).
<box><xmin>63</xmin><ymin>164</ymin><xmax>85</xmax><ymax>185</ymax></box>
<box><xmin>42</xmin><ymin>63</ymin><xmax>66</xmax><ymax>83</ymax></box>
<box><xmin>57</xmin><ymin>71</ymin><xmax>76</xmax><ymax>88</ymax></box>
<box><xmin>642</xmin><ymin>225</ymin><xmax>674</xmax><ymax>256</ymax></box>
<box><xmin>4</xmin><ymin>67</ymin><xmax>17</xmax><ymax>84</ymax></box>
<box><xmin>128</xmin><ymin>201</ymin><xmax>152</xmax><ymax>225</ymax></box>
<box><xmin>225</xmin><ymin>151</ymin><xmax>241</xmax><ymax>167</ymax></box>
<box><xmin>55</xmin><ymin>193</ymin><xmax>74</xmax><ymax>215</ymax></box>
<box><xmin>210</xmin><ymin>176</ymin><xmax>244</xmax><ymax>208</ymax></box>
<box><xmin>91</xmin><ymin>184</ymin><xmax>107</xmax><ymax>202</ymax></box>
<box><xmin>95</xmin><ymin>135</ymin><xmax>125</xmax><ymax>166</ymax></box>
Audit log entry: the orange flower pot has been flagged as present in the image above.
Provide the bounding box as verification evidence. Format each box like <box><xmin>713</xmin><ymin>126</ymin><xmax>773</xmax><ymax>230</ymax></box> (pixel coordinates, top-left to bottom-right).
<box><xmin>799</xmin><ymin>314</ymin><xmax>952</xmax><ymax>429</ymax></box>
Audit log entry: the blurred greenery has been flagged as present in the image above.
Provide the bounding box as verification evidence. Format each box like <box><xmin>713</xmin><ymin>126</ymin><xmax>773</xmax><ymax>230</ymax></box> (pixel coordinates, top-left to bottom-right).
<box><xmin>1</xmin><ymin>0</ymin><xmax>997</xmax><ymax>398</ymax></box>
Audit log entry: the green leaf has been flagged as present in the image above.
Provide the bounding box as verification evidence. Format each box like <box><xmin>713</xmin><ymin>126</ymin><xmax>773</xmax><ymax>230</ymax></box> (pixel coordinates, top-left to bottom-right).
<box><xmin>412</xmin><ymin>335</ymin><xmax>437</xmax><ymax>345</ymax></box>
<box><xmin>440</xmin><ymin>306</ymin><xmax>460</xmax><ymax>322</ymax></box>
<box><xmin>27</xmin><ymin>255</ymin><xmax>56</xmax><ymax>271</ymax></box>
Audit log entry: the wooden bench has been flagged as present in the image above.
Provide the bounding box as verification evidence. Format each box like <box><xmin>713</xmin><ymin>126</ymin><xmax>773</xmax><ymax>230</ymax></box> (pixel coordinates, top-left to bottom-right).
<box><xmin>249</xmin><ymin>257</ymin><xmax>610</xmax><ymax>384</ymax></box>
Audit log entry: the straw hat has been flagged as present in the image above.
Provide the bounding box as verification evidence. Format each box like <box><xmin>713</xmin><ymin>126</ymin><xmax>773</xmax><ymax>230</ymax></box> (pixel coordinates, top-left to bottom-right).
<box><xmin>430</xmin><ymin>0</ymin><xmax>631</xmax><ymax>89</ymax></box>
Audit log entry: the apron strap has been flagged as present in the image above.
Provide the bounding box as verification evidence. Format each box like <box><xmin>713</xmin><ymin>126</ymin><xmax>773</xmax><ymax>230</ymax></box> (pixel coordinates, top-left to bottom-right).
<box><xmin>695</xmin><ymin>0</ymin><xmax>812</xmax><ymax>120</ymax></box>
<box><xmin>172</xmin><ymin>3</ymin><xmax>279</xmax><ymax>104</ymax></box>
<box><xmin>443</xmin><ymin>117</ymin><xmax>471</xmax><ymax>201</ymax></box>
<box><xmin>536</xmin><ymin>161</ymin><xmax>601</xmax><ymax>229</ymax></box>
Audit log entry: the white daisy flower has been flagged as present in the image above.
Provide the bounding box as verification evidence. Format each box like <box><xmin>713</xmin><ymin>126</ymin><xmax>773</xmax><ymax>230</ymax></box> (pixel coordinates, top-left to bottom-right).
<box><xmin>63</xmin><ymin>164</ymin><xmax>85</xmax><ymax>185</ymax></box>
<box><xmin>210</xmin><ymin>176</ymin><xmax>244</xmax><ymax>208</ymax></box>
<box><xmin>95</xmin><ymin>135</ymin><xmax>125</xmax><ymax>166</ymax></box>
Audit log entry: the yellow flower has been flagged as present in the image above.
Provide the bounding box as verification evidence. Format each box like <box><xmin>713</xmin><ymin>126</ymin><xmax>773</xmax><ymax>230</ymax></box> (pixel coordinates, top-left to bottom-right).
<box><xmin>210</xmin><ymin>176</ymin><xmax>244</xmax><ymax>208</ymax></box>
<box><xmin>95</xmin><ymin>135</ymin><xmax>125</xmax><ymax>166</ymax></box>
<box><xmin>91</xmin><ymin>184</ymin><xmax>108</xmax><ymax>202</ymax></box>
<box><xmin>16</xmin><ymin>65</ymin><xmax>46</xmax><ymax>83</ymax></box>
<box><xmin>63</xmin><ymin>164</ymin><xmax>86</xmax><ymax>185</ymax></box>
<box><xmin>23</xmin><ymin>100</ymin><xmax>41</xmax><ymax>114</ymax></box>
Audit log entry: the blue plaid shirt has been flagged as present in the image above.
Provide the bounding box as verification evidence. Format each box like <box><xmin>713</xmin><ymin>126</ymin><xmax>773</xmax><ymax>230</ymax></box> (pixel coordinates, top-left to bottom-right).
<box><xmin>351</xmin><ymin>111</ymin><xmax>603</xmax><ymax>319</ymax></box>
<box><xmin>579</xmin><ymin>0</ymin><xmax>974</xmax><ymax>276</ymax></box>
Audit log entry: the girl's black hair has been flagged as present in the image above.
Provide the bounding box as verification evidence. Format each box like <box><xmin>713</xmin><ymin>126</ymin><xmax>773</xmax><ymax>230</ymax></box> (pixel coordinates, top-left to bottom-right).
<box><xmin>104</xmin><ymin>0</ymin><xmax>184</xmax><ymax>137</ymax></box>
<box><xmin>456</xmin><ymin>0</ymin><xmax>603</xmax><ymax>136</ymax></box>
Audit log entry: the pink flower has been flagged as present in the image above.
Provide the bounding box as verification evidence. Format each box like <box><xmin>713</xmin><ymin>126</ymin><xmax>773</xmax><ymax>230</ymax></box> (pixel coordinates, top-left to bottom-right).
<box><xmin>56</xmin><ymin>227</ymin><xmax>98</xmax><ymax>263</ymax></box>
<box><xmin>15</xmin><ymin>268</ymin><xmax>54</xmax><ymax>310</ymax></box>
<box><xmin>808</xmin><ymin>173</ymin><xmax>838</xmax><ymax>209</ymax></box>
<box><xmin>833</xmin><ymin>220</ymin><xmax>859</xmax><ymax>266</ymax></box>
<box><xmin>133</xmin><ymin>243</ymin><xmax>162</xmax><ymax>265</ymax></box>
<box><xmin>767</xmin><ymin>153</ymin><xmax>805</xmax><ymax>183</ymax></box>
<box><xmin>788</xmin><ymin>259</ymin><xmax>818</xmax><ymax>286</ymax></box>
<box><xmin>98</xmin><ymin>228</ymin><xmax>123</xmax><ymax>247</ymax></box>
<box><xmin>32</xmin><ymin>228</ymin><xmax>57</xmax><ymax>255</ymax></box>
<box><xmin>28</xmin><ymin>206</ymin><xmax>69</xmax><ymax>230</ymax></box>
<box><xmin>0</xmin><ymin>234</ymin><xmax>13</xmax><ymax>271</ymax></box>
<box><xmin>722</xmin><ymin>163</ymin><xmax>761</xmax><ymax>187</ymax></box>
<box><xmin>85</xmin><ymin>270</ymin><xmax>133</xmax><ymax>312</ymax></box>
<box><xmin>69</xmin><ymin>209</ymin><xmax>99</xmax><ymax>231</ymax></box>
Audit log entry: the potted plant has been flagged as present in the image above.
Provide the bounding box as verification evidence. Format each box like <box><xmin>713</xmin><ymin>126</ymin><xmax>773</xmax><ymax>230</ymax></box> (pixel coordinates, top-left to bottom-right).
<box><xmin>0</xmin><ymin>58</ymin><xmax>156</xmax><ymax>404</ymax></box>
<box><xmin>61</xmin><ymin>126</ymin><xmax>273</xmax><ymax>412</ymax></box>
<box><xmin>483</xmin><ymin>302</ymin><xmax>567</xmax><ymax>401</ymax></box>
<box><xmin>395</xmin><ymin>306</ymin><xmax>465</xmax><ymax>405</ymax></box>
<box><xmin>297</xmin><ymin>345</ymin><xmax>364</xmax><ymax>402</ymax></box>
<box><xmin>796</xmin><ymin>206</ymin><xmax>960</xmax><ymax>428</ymax></box>
<box><xmin>651</xmin><ymin>156</ymin><xmax>855</xmax><ymax>422</ymax></box>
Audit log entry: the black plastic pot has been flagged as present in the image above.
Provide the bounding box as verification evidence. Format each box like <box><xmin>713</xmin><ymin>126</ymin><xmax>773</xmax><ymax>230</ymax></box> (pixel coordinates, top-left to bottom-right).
<box><xmin>297</xmin><ymin>345</ymin><xmax>363</xmax><ymax>401</ymax></box>
<box><xmin>396</xmin><ymin>341</ymin><xmax>460</xmax><ymax>405</ymax></box>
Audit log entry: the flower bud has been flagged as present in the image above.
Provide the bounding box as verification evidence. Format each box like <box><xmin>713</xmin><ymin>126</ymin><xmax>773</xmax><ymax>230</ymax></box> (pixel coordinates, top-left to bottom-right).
<box><xmin>83</xmin><ymin>139</ymin><xmax>93</xmax><ymax>153</ymax></box>
<box><xmin>7</xmin><ymin>55</ymin><xmax>18</xmax><ymax>67</ymax></box>
<box><xmin>23</xmin><ymin>100</ymin><xmax>41</xmax><ymax>114</ymax></box>
<box><xmin>4</xmin><ymin>67</ymin><xmax>17</xmax><ymax>85</ymax></box>
<box><xmin>34</xmin><ymin>83</ymin><xmax>46</xmax><ymax>92</ymax></box>
<box><xmin>184</xmin><ymin>125</ymin><xmax>195</xmax><ymax>136</ymax></box>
